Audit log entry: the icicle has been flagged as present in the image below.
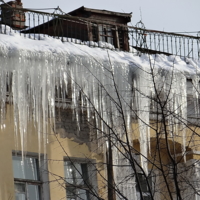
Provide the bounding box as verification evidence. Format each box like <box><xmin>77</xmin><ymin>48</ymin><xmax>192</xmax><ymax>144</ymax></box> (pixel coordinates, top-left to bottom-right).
<box><xmin>134</xmin><ymin>65</ymin><xmax>151</xmax><ymax>175</ymax></box>
<box><xmin>192</xmin><ymin>75</ymin><xmax>200</xmax><ymax>117</ymax></box>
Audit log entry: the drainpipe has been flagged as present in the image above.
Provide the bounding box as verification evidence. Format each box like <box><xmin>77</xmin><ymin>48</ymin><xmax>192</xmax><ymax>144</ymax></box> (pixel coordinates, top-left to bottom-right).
<box><xmin>106</xmin><ymin>136</ymin><xmax>116</xmax><ymax>200</ymax></box>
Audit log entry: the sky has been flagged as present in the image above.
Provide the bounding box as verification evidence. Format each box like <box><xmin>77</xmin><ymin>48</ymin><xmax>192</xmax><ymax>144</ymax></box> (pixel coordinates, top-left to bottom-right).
<box><xmin>21</xmin><ymin>0</ymin><xmax>200</xmax><ymax>35</ymax></box>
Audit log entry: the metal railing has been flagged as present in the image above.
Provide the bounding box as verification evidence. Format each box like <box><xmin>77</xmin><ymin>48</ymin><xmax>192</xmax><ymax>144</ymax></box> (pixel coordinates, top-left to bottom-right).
<box><xmin>128</xmin><ymin>21</ymin><xmax>200</xmax><ymax>59</ymax></box>
<box><xmin>0</xmin><ymin>6</ymin><xmax>199</xmax><ymax>59</ymax></box>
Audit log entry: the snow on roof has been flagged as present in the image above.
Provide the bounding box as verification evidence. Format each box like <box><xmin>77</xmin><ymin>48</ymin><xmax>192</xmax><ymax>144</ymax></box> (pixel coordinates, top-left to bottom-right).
<box><xmin>0</xmin><ymin>27</ymin><xmax>199</xmax><ymax>77</ymax></box>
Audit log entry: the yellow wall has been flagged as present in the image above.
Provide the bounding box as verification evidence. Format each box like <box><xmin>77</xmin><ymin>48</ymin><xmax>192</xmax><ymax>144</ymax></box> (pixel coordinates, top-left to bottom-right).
<box><xmin>2</xmin><ymin>105</ymin><xmax>200</xmax><ymax>199</ymax></box>
<box><xmin>0</xmin><ymin>105</ymin><xmax>105</xmax><ymax>200</ymax></box>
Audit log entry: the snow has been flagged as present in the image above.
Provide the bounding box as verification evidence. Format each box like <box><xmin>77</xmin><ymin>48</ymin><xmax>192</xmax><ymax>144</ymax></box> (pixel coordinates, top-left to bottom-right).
<box><xmin>1</xmin><ymin>25</ymin><xmax>200</xmax><ymax>198</ymax></box>
<box><xmin>1</xmin><ymin>29</ymin><xmax>199</xmax><ymax>76</ymax></box>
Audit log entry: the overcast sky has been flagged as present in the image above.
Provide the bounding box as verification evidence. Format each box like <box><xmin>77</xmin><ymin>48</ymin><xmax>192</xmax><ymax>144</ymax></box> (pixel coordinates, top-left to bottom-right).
<box><xmin>22</xmin><ymin>0</ymin><xmax>200</xmax><ymax>35</ymax></box>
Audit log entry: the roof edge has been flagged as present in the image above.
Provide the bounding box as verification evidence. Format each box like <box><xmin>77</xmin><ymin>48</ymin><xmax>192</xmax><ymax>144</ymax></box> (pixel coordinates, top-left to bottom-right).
<box><xmin>68</xmin><ymin>6</ymin><xmax>132</xmax><ymax>19</ymax></box>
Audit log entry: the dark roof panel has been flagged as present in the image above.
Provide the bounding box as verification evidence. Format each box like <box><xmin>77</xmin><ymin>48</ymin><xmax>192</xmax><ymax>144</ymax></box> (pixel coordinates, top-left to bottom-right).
<box><xmin>68</xmin><ymin>6</ymin><xmax>132</xmax><ymax>19</ymax></box>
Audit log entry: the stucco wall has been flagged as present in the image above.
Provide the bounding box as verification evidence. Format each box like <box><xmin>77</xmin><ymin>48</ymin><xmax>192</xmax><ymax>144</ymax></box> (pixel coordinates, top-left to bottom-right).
<box><xmin>0</xmin><ymin>105</ymin><xmax>104</xmax><ymax>200</ymax></box>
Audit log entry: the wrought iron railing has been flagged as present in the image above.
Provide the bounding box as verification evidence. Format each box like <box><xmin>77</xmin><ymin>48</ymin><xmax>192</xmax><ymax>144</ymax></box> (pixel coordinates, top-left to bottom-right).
<box><xmin>0</xmin><ymin>6</ymin><xmax>199</xmax><ymax>59</ymax></box>
<box><xmin>128</xmin><ymin>21</ymin><xmax>200</xmax><ymax>59</ymax></box>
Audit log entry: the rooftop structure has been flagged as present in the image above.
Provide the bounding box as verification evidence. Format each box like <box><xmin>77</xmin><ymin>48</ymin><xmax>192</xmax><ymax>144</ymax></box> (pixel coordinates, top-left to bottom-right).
<box><xmin>20</xmin><ymin>6</ymin><xmax>132</xmax><ymax>51</ymax></box>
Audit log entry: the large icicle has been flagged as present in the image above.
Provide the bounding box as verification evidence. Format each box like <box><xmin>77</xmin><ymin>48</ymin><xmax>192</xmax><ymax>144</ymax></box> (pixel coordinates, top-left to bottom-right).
<box><xmin>133</xmin><ymin>61</ymin><xmax>151</xmax><ymax>175</ymax></box>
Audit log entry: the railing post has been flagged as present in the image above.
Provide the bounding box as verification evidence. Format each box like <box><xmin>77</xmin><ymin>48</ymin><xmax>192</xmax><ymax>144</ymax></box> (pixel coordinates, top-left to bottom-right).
<box><xmin>197</xmin><ymin>32</ymin><xmax>200</xmax><ymax>60</ymax></box>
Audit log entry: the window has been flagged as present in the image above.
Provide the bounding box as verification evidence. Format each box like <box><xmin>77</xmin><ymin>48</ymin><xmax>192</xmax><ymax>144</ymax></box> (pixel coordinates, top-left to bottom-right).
<box><xmin>98</xmin><ymin>25</ymin><xmax>114</xmax><ymax>45</ymax></box>
<box><xmin>64</xmin><ymin>160</ymin><xmax>92</xmax><ymax>200</ymax></box>
<box><xmin>12</xmin><ymin>155</ymin><xmax>42</xmax><ymax>200</ymax></box>
<box><xmin>136</xmin><ymin>173</ymin><xmax>152</xmax><ymax>200</ymax></box>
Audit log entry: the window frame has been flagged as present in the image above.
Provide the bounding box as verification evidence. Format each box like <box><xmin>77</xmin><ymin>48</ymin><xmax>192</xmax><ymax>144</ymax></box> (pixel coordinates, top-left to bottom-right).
<box><xmin>136</xmin><ymin>172</ymin><xmax>153</xmax><ymax>200</ymax></box>
<box><xmin>98</xmin><ymin>24</ymin><xmax>115</xmax><ymax>45</ymax></box>
<box><xmin>64</xmin><ymin>157</ymin><xmax>97</xmax><ymax>200</ymax></box>
<box><xmin>12</xmin><ymin>152</ymin><xmax>49</xmax><ymax>200</ymax></box>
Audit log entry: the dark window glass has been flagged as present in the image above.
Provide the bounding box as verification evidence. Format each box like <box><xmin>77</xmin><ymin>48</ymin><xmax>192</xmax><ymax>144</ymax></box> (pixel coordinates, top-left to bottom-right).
<box><xmin>136</xmin><ymin>173</ymin><xmax>152</xmax><ymax>200</ymax></box>
<box><xmin>64</xmin><ymin>161</ymin><xmax>90</xmax><ymax>200</ymax></box>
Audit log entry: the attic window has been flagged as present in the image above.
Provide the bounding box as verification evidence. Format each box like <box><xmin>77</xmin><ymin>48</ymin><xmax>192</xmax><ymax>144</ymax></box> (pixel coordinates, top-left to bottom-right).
<box><xmin>98</xmin><ymin>25</ymin><xmax>114</xmax><ymax>45</ymax></box>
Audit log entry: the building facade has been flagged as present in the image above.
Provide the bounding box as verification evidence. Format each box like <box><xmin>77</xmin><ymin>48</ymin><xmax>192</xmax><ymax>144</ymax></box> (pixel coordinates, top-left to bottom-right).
<box><xmin>0</xmin><ymin>1</ymin><xmax>200</xmax><ymax>200</ymax></box>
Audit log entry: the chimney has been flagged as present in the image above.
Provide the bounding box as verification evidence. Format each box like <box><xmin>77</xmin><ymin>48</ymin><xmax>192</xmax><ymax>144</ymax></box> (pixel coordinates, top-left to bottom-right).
<box><xmin>1</xmin><ymin>0</ymin><xmax>26</xmax><ymax>30</ymax></box>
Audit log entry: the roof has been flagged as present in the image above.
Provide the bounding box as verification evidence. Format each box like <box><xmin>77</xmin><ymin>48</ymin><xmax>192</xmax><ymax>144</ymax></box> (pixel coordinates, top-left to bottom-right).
<box><xmin>68</xmin><ymin>6</ymin><xmax>132</xmax><ymax>19</ymax></box>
